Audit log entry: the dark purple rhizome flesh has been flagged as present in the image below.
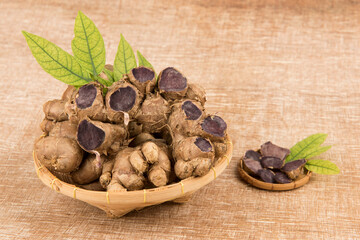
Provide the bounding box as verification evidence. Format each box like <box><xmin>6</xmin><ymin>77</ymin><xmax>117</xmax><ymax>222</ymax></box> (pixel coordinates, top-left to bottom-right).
<box><xmin>194</xmin><ymin>137</ymin><xmax>212</xmax><ymax>152</ymax></box>
<box><xmin>77</xmin><ymin>119</ymin><xmax>105</xmax><ymax>150</ymax></box>
<box><xmin>132</xmin><ymin>67</ymin><xmax>155</xmax><ymax>82</ymax></box>
<box><xmin>182</xmin><ymin>101</ymin><xmax>202</xmax><ymax>120</ymax></box>
<box><xmin>281</xmin><ymin>159</ymin><xmax>306</xmax><ymax>171</ymax></box>
<box><xmin>261</xmin><ymin>157</ymin><xmax>284</xmax><ymax>169</ymax></box>
<box><xmin>274</xmin><ymin>172</ymin><xmax>292</xmax><ymax>184</ymax></box>
<box><xmin>243</xmin><ymin>158</ymin><xmax>262</xmax><ymax>175</ymax></box>
<box><xmin>158</xmin><ymin>67</ymin><xmax>187</xmax><ymax>92</ymax></box>
<box><xmin>245</xmin><ymin>150</ymin><xmax>261</xmax><ymax>161</ymax></box>
<box><xmin>257</xmin><ymin>169</ymin><xmax>275</xmax><ymax>183</ymax></box>
<box><xmin>260</xmin><ymin>141</ymin><xmax>290</xmax><ymax>160</ymax></box>
<box><xmin>76</xmin><ymin>84</ymin><xmax>97</xmax><ymax>109</ymax></box>
<box><xmin>109</xmin><ymin>86</ymin><xmax>136</xmax><ymax>112</ymax></box>
<box><xmin>201</xmin><ymin>116</ymin><xmax>227</xmax><ymax>137</ymax></box>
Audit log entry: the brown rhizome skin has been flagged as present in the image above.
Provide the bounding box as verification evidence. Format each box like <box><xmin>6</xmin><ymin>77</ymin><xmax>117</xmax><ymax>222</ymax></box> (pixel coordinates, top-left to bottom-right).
<box><xmin>36</xmin><ymin>65</ymin><xmax>229</xmax><ymax>191</ymax></box>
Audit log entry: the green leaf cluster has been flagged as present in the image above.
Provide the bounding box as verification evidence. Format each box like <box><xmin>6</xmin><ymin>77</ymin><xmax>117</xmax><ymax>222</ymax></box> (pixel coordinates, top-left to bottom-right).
<box><xmin>22</xmin><ymin>31</ymin><xmax>91</xmax><ymax>87</ymax></box>
<box><xmin>23</xmin><ymin>11</ymin><xmax>155</xmax><ymax>87</ymax></box>
<box><xmin>286</xmin><ymin>133</ymin><xmax>339</xmax><ymax>175</ymax></box>
<box><xmin>72</xmin><ymin>11</ymin><xmax>105</xmax><ymax>77</ymax></box>
<box><xmin>305</xmin><ymin>160</ymin><xmax>340</xmax><ymax>175</ymax></box>
<box><xmin>113</xmin><ymin>34</ymin><xmax>155</xmax><ymax>81</ymax></box>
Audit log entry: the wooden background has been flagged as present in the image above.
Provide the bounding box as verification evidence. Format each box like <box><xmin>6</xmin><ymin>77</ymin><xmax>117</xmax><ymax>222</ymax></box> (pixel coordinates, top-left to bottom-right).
<box><xmin>1</xmin><ymin>0</ymin><xmax>359</xmax><ymax>239</ymax></box>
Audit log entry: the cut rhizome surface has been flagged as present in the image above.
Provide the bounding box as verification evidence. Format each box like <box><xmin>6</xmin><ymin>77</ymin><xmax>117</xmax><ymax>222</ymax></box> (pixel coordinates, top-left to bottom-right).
<box><xmin>76</xmin><ymin>84</ymin><xmax>97</xmax><ymax>109</ymax></box>
<box><xmin>109</xmin><ymin>86</ymin><xmax>137</xmax><ymax>112</ymax></box>
<box><xmin>77</xmin><ymin>119</ymin><xmax>105</xmax><ymax>151</ymax></box>
<box><xmin>132</xmin><ymin>67</ymin><xmax>155</xmax><ymax>83</ymax></box>
<box><xmin>201</xmin><ymin>116</ymin><xmax>227</xmax><ymax>137</ymax></box>
<box><xmin>158</xmin><ymin>67</ymin><xmax>187</xmax><ymax>92</ymax></box>
<box><xmin>182</xmin><ymin>100</ymin><xmax>202</xmax><ymax>120</ymax></box>
<box><xmin>194</xmin><ymin>137</ymin><xmax>212</xmax><ymax>152</ymax></box>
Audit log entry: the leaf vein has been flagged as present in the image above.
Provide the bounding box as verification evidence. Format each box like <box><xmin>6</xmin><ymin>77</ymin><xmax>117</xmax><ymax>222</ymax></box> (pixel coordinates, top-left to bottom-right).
<box><xmin>79</xmin><ymin>12</ymin><xmax>97</xmax><ymax>76</ymax></box>
<box><xmin>25</xmin><ymin>32</ymin><xmax>90</xmax><ymax>82</ymax></box>
<box><xmin>288</xmin><ymin>134</ymin><xmax>326</xmax><ymax>161</ymax></box>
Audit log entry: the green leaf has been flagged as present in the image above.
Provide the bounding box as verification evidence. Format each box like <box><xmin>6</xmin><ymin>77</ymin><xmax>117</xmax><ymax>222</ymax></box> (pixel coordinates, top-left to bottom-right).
<box><xmin>137</xmin><ymin>50</ymin><xmax>154</xmax><ymax>69</ymax></box>
<box><xmin>285</xmin><ymin>133</ymin><xmax>328</xmax><ymax>163</ymax></box>
<box><xmin>113</xmin><ymin>34</ymin><xmax>137</xmax><ymax>81</ymax></box>
<box><xmin>103</xmin><ymin>68</ymin><xmax>114</xmax><ymax>82</ymax></box>
<box><xmin>302</xmin><ymin>145</ymin><xmax>332</xmax><ymax>159</ymax></box>
<box><xmin>72</xmin><ymin>11</ymin><xmax>105</xmax><ymax>76</ymax></box>
<box><xmin>96</xmin><ymin>76</ymin><xmax>112</xmax><ymax>87</ymax></box>
<box><xmin>102</xmin><ymin>88</ymin><xmax>108</xmax><ymax>95</ymax></box>
<box><xmin>137</xmin><ymin>50</ymin><xmax>156</xmax><ymax>78</ymax></box>
<box><xmin>22</xmin><ymin>31</ymin><xmax>91</xmax><ymax>86</ymax></box>
<box><xmin>305</xmin><ymin>159</ymin><xmax>340</xmax><ymax>175</ymax></box>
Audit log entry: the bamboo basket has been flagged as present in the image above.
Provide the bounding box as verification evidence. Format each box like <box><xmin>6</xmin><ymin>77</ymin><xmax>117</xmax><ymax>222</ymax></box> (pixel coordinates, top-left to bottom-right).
<box><xmin>33</xmin><ymin>136</ymin><xmax>233</xmax><ymax>218</ymax></box>
<box><xmin>238</xmin><ymin>157</ymin><xmax>311</xmax><ymax>191</ymax></box>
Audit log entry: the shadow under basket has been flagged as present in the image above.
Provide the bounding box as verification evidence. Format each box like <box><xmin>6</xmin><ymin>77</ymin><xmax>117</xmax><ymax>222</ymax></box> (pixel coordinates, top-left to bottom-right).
<box><xmin>238</xmin><ymin>158</ymin><xmax>312</xmax><ymax>191</ymax></box>
<box><xmin>33</xmin><ymin>136</ymin><xmax>233</xmax><ymax>218</ymax></box>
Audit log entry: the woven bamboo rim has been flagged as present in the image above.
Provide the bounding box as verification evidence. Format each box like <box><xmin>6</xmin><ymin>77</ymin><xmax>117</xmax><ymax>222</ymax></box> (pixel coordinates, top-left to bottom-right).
<box><xmin>238</xmin><ymin>157</ymin><xmax>311</xmax><ymax>191</ymax></box>
<box><xmin>33</xmin><ymin>136</ymin><xmax>233</xmax><ymax>217</ymax></box>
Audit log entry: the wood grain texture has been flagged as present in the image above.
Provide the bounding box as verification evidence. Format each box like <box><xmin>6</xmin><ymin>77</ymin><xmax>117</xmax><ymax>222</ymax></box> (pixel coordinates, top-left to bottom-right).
<box><xmin>1</xmin><ymin>0</ymin><xmax>360</xmax><ymax>239</ymax></box>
